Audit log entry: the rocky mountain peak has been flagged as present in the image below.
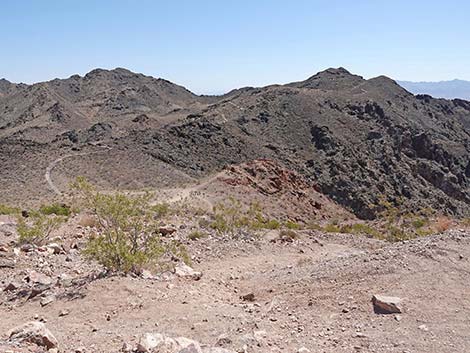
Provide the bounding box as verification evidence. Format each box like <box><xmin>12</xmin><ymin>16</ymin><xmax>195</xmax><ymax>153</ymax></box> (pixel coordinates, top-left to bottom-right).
<box><xmin>293</xmin><ymin>67</ymin><xmax>365</xmax><ymax>90</ymax></box>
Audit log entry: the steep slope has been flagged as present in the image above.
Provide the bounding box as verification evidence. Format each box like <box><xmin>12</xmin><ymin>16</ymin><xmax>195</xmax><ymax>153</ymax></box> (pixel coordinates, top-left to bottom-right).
<box><xmin>139</xmin><ymin>69</ymin><xmax>470</xmax><ymax>218</ymax></box>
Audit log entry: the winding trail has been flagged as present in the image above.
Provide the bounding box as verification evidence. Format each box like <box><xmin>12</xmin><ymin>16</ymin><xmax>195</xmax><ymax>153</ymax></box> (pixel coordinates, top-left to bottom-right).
<box><xmin>45</xmin><ymin>147</ymin><xmax>112</xmax><ymax>196</ymax></box>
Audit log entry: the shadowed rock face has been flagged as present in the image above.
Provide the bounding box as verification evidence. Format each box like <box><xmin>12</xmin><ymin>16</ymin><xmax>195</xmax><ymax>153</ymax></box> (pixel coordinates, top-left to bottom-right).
<box><xmin>1</xmin><ymin>68</ymin><xmax>469</xmax><ymax>218</ymax></box>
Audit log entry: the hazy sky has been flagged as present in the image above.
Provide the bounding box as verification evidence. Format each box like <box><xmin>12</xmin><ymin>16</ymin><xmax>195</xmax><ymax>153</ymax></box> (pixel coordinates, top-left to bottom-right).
<box><xmin>1</xmin><ymin>0</ymin><xmax>469</xmax><ymax>94</ymax></box>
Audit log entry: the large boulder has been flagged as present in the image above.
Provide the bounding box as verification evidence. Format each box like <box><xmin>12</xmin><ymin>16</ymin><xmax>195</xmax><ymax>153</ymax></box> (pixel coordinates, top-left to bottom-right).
<box><xmin>8</xmin><ymin>321</ymin><xmax>58</xmax><ymax>349</ymax></box>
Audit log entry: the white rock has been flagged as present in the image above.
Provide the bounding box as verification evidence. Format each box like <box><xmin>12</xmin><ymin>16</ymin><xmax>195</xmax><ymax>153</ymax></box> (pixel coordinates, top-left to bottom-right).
<box><xmin>46</xmin><ymin>243</ymin><xmax>62</xmax><ymax>254</ymax></box>
<box><xmin>28</xmin><ymin>270</ymin><xmax>53</xmax><ymax>286</ymax></box>
<box><xmin>8</xmin><ymin>321</ymin><xmax>58</xmax><ymax>349</ymax></box>
<box><xmin>174</xmin><ymin>263</ymin><xmax>202</xmax><ymax>280</ymax></box>
<box><xmin>136</xmin><ymin>332</ymin><xmax>178</xmax><ymax>352</ymax></box>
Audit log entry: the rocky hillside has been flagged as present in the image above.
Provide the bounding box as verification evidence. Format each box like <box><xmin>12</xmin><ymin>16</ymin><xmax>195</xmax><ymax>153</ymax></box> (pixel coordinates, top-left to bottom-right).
<box><xmin>1</xmin><ymin>68</ymin><xmax>469</xmax><ymax>219</ymax></box>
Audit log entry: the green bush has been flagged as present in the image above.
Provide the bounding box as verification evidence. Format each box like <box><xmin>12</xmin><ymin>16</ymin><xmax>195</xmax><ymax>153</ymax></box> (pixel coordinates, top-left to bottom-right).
<box><xmin>0</xmin><ymin>204</ymin><xmax>20</xmax><ymax>215</ymax></box>
<box><xmin>410</xmin><ymin>217</ymin><xmax>427</xmax><ymax>229</ymax></box>
<box><xmin>210</xmin><ymin>198</ymin><xmax>282</xmax><ymax>234</ymax></box>
<box><xmin>324</xmin><ymin>223</ymin><xmax>341</xmax><ymax>233</ymax></box>
<box><xmin>72</xmin><ymin>177</ymin><xmax>186</xmax><ymax>273</ymax></box>
<box><xmin>39</xmin><ymin>203</ymin><xmax>71</xmax><ymax>217</ymax></box>
<box><xmin>350</xmin><ymin>223</ymin><xmax>382</xmax><ymax>238</ymax></box>
<box><xmin>284</xmin><ymin>220</ymin><xmax>301</xmax><ymax>230</ymax></box>
<box><xmin>17</xmin><ymin>213</ymin><xmax>64</xmax><ymax>245</ymax></box>
<box><xmin>386</xmin><ymin>226</ymin><xmax>410</xmax><ymax>242</ymax></box>
<box><xmin>151</xmin><ymin>203</ymin><xmax>171</xmax><ymax>218</ymax></box>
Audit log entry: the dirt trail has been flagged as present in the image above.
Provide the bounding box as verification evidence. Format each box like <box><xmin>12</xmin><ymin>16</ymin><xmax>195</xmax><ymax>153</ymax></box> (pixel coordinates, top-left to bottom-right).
<box><xmin>45</xmin><ymin>147</ymin><xmax>112</xmax><ymax>195</ymax></box>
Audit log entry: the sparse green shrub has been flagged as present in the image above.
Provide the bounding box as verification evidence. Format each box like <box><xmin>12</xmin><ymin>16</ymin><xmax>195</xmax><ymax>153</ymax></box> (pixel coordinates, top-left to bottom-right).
<box><xmin>17</xmin><ymin>213</ymin><xmax>64</xmax><ymax>245</ymax></box>
<box><xmin>411</xmin><ymin>217</ymin><xmax>427</xmax><ymax>229</ymax></box>
<box><xmin>350</xmin><ymin>223</ymin><xmax>382</xmax><ymax>238</ymax></box>
<box><xmin>263</xmin><ymin>219</ymin><xmax>281</xmax><ymax>230</ymax></box>
<box><xmin>39</xmin><ymin>203</ymin><xmax>71</xmax><ymax>217</ymax></box>
<box><xmin>210</xmin><ymin>198</ymin><xmax>282</xmax><ymax>235</ymax></box>
<box><xmin>324</xmin><ymin>223</ymin><xmax>341</xmax><ymax>233</ymax></box>
<box><xmin>284</xmin><ymin>220</ymin><xmax>301</xmax><ymax>230</ymax></box>
<box><xmin>461</xmin><ymin>218</ymin><xmax>470</xmax><ymax>227</ymax></box>
<box><xmin>188</xmin><ymin>230</ymin><xmax>207</xmax><ymax>241</ymax></box>
<box><xmin>386</xmin><ymin>225</ymin><xmax>409</xmax><ymax>242</ymax></box>
<box><xmin>72</xmin><ymin>177</ymin><xmax>186</xmax><ymax>273</ymax></box>
<box><xmin>307</xmin><ymin>221</ymin><xmax>323</xmax><ymax>231</ymax></box>
<box><xmin>0</xmin><ymin>204</ymin><xmax>20</xmax><ymax>215</ymax></box>
<box><xmin>151</xmin><ymin>203</ymin><xmax>171</xmax><ymax>218</ymax></box>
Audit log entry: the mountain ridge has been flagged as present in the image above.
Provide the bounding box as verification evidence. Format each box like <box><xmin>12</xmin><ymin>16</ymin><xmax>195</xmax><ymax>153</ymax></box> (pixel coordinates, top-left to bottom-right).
<box><xmin>0</xmin><ymin>67</ymin><xmax>469</xmax><ymax>219</ymax></box>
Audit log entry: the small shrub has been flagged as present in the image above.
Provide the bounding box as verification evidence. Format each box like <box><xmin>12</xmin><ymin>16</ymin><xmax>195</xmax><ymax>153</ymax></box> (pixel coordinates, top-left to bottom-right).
<box><xmin>210</xmin><ymin>198</ymin><xmax>282</xmax><ymax>235</ymax></box>
<box><xmin>188</xmin><ymin>230</ymin><xmax>207</xmax><ymax>241</ymax></box>
<box><xmin>461</xmin><ymin>218</ymin><xmax>470</xmax><ymax>227</ymax></box>
<box><xmin>17</xmin><ymin>213</ymin><xmax>64</xmax><ymax>245</ymax></box>
<box><xmin>411</xmin><ymin>217</ymin><xmax>427</xmax><ymax>229</ymax></box>
<box><xmin>307</xmin><ymin>221</ymin><xmax>323</xmax><ymax>231</ymax></box>
<box><xmin>284</xmin><ymin>220</ymin><xmax>301</xmax><ymax>230</ymax></box>
<box><xmin>198</xmin><ymin>217</ymin><xmax>211</xmax><ymax>229</ymax></box>
<box><xmin>324</xmin><ymin>223</ymin><xmax>341</xmax><ymax>233</ymax></box>
<box><xmin>39</xmin><ymin>203</ymin><xmax>71</xmax><ymax>217</ymax></box>
<box><xmin>0</xmin><ymin>204</ymin><xmax>20</xmax><ymax>215</ymax></box>
<box><xmin>151</xmin><ymin>203</ymin><xmax>171</xmax><ymax>218</ymax></box>
<box><xmin>350</xmin><ymin>223</ymin><xmax>382</xmax><ymax>238</ymax></box>
<box><xmin>386</xmin><ymin>226</ymin><xmax>409</xmax><ymax>242</ymax></box>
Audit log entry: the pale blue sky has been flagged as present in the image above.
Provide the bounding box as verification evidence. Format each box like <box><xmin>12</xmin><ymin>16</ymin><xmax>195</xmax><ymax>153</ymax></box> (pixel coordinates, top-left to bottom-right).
<box><xmin>1</xmin><ymin>0</ymin><xmax>469</xmax><ymax>94</ymax></box>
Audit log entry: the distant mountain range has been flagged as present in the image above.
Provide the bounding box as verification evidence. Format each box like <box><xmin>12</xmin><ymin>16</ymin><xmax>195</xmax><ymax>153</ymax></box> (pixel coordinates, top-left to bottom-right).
<box><xmin>398</xmin><ymin>79</ymin><xmax>470</xmax><ymax>100</ymax></box>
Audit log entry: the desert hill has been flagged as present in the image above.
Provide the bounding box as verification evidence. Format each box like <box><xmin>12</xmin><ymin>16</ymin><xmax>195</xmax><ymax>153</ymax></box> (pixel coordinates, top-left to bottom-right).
<box><xmin>0</xmin><ymin>67</ymin><xmax>469</xmax><ymax>219</ymax></box>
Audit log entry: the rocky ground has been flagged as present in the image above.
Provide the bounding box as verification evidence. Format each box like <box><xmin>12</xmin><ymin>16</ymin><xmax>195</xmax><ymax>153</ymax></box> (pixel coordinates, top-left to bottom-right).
<box><xmin>1</xmin><ymin>212</ymin><xmax>469</xmax><ymax>353</ymax></box>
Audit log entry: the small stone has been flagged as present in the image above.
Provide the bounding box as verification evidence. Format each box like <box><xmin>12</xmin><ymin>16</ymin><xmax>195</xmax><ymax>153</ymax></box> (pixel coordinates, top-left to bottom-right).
<box><xmin>241</xmin><ymin>293</ymin><xmax>255</xmax><ymax>302</ymax></box>
<box><xmin>418</xmin><ymin>324</ymin><xmax>429</xmax><ymax>332</ymax></box>
<box><xmin>158</xmin><ymin>226</ymin><xmax>177</xmax><ymax>236</ymax></box>
<box><xmin>215</xmin><ymin>334</ymin><xmax>232</xmax><ymax>347</ymax></box>
<box><xmin>0</xmin><ymin>259</ymin><xmax>15</xmax><ymax>268</ymax></box>
<box><xmin>141</xmin><ymin>269</ymin><xmax>155</xmax><ymax>280</ymax></box>
<box><xmin>40</xmin><ymin>295</ymin><xmax>56</xmax><ymax>307</ymax></box>
<box><xmin>121</xmin><ymin>342</ymin><xmax>132</xmax><ymax>352</ymax></box>
<box><xmin>59</xmin><ymin>309</ymin><xmax>70</xmax><ymax>317</ymax></box>
<box><xmin>298</xmin><ymin>348</ymin><xmax>311</xmax><ymax>353</ymax></box>
<box><xmin>3</xmin><ymin>282</ymin><xmax>19</xmax><ymax>292</ymax></box>
<box><xmin>372</xmin><ymin>295</ymin><xmax>402</xmax><ymax>314</ymax></box>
